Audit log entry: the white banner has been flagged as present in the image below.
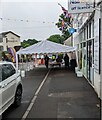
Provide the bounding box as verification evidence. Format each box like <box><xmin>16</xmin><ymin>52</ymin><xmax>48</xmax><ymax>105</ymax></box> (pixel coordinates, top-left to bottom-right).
<box><xmin>68</xmin><ymin>0</ymin><xmax>94</xmax><ymax>14</ymax></box>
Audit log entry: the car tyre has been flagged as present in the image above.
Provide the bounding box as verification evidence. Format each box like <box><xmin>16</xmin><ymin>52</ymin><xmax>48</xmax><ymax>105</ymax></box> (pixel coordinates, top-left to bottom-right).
<box><xmin>14</xmin><ymin>86</ymin><xmax>22</xmax><ymax>107</ymax></box>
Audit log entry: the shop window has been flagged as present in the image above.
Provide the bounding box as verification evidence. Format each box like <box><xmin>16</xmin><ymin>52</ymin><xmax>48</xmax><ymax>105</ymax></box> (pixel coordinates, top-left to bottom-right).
<box><xmin>87</xmin><ymin>25</ymin><xmax>88</xmax><ymax>39</ymax></box>
<box><xmin>89</xmin><ymin>22</ymin><xmax>91</xmax><ymax>38</ymax></box>
<box><xmin>92</xmin><ymin>20</ymin><xmax>94</xmax><ymax>37</ymax></box>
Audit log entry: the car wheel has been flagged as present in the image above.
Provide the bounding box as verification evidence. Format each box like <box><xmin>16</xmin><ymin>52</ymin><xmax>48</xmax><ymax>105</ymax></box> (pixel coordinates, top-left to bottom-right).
<box><xmin>14</xmin><ymin>87</ymin><xmax>22</xmax><ymax>107</ymax></box>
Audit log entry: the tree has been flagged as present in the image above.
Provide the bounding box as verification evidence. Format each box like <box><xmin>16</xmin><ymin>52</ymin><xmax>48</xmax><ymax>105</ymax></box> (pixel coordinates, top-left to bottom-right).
<box><xmin>56</xmin><ymin>13</ymin><xmax>71</xmax><ymax>40</ymax></box>
<box><xmin>21</xmin><ymin>39</ymin><xmax>38</xmax><ymax>48</ymax></box>
<box><xmin>47</xmin><ymin>34</ymin><xmax>65</xmax><ymax>44</ymax></box>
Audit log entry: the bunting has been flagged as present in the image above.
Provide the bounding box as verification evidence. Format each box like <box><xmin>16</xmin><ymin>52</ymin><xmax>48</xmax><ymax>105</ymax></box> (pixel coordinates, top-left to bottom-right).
<box><xmin>0</xmin><ymin>17</ymin><xmax>56</xmax><ymax>24</ymax></box>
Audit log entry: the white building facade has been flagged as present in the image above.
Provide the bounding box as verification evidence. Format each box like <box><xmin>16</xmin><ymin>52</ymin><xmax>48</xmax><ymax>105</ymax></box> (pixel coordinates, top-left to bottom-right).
<box><xmin>0</xmin><ymin>31</ymin><xmax>21</xmax><ymax>51</ymax></box>
<box><xmin>73</xmin><ymin>1</ymin><xmax>102</xmax><ymax>98</ymax></box>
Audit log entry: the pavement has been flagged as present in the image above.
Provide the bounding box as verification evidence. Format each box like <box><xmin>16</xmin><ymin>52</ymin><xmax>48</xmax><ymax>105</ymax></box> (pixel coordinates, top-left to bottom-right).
<box><xmin>26</xmin><ymin>66</ymin><xmax>101</xmax><ymax>119</ymax></box>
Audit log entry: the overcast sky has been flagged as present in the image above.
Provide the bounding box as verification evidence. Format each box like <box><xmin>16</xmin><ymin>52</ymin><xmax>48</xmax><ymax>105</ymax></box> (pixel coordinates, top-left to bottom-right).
<box><xmin>0</xmin><ymin>0</ymin><xmax>67</xmax><ymax>41</ymax></box>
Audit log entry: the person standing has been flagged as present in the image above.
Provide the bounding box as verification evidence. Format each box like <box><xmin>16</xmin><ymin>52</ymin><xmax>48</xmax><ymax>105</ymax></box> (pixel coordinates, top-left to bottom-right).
<box><xmin>64</xmin><ymin>53</ymin><xmax>69</xmax><ymax>68</ymax></box>
<box><xmin>44</xmin><ymin>54</ymin><xmax>49</xmax><ymax>68</ymax></box>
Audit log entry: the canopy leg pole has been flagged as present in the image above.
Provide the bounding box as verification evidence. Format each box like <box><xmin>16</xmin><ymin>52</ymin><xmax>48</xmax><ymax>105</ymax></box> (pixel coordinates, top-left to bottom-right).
<box><xmin>25</xmin><ymin>54</ymin><xmax>27</xmax><ymax>71</ymax></box>
<box><xmin>27</xmin><ymin>54</ymin><xmax>29</xmax><ymax>71</ymax></box>
<box><xmin>35</xmin><ymin>53</ymin><xmax>38</xmax><ymax>67</ymax></box>
<box><xmin>16</xmin><ymin>53</ymin><xmax>18</xmax><ymax>72</ymax></box>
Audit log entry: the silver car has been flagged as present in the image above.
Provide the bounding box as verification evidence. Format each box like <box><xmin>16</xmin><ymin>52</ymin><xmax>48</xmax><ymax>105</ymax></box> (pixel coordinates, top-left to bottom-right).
<box><xmin>0</xmin><ymin>61</ymin><xmax>23</xmax><ymax>115</ymax></box>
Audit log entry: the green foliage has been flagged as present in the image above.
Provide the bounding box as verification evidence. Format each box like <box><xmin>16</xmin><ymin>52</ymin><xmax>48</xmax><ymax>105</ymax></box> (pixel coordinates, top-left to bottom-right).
<box><xmin>21</xmin><ymin>39</ymin><xmax>38</xmax><ymax>48</ymax></box>
<box><xmin>47</xmin><ymin>34</ymin><xmax>65</xmax><ymax>44</ymax></box>
<box><xmin>56</xmin><ymin>13</ymin><xmax>71</xmax><ymax>40</ymax></box>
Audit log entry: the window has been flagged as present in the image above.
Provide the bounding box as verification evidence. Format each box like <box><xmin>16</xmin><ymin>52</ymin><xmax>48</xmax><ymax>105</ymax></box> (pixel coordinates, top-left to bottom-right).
<box><xmin>80</xmin><ymin>43</ymin><xmax>82</xmax><ymax>48</ymax></box>
<box><xmin>92</xmin><ymin>20</ymin><xmax>94</xmax><ymax>37</ymax></box>
<box><xmin>84</xmin><ymin>28</ymin><xmax>86</xmax><ymax>40</ymax></box>
<box><xmin>0</xmin><ymin>38</ymin><xmax>3</xmax><ymax>42</ymax></box>
<box><xmin>89</xmin><ymin>22</ymin><xmax>91</xmax><ymax>38</ymax></box>
<box><xmin>6</xmin><ymin>38</ymin><xmax>8</xmax><ymax>43</ymax></box>
<box><xmin>87</xmin><ymin>25</ymin><xmax>88</xmax><ymax>39</ymax></box>
<box><xmin>8</xmin><ymin>64</ymin><xmax>16</xmax><ymax>75</ymax></box>
<box><xmin>83</xmin><ymin>42</ymin><xmax>86</xmax><ymax>47</ymax></box>
<box><xmin>0</xmin><ymin>46</ymin><xmax>4</xmax><ymax>51</ymax></box>
<box><xmin>2</xmin><ymin>64</ymin><xmax>16</xmax><ymax>81</ymax></box>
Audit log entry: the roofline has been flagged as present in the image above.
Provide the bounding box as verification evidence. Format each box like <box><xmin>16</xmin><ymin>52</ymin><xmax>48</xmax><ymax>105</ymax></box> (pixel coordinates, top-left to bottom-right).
<box><xmin>0</xmin><ymin>31</ymin><xmax>20</xmax><ymax>38</ymax></box>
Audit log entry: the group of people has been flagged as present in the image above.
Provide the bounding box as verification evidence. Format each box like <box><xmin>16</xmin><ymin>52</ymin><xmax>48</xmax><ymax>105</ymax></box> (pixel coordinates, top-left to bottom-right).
<box><xmin>1</xmin><ymin>52</ymin><xmax>15</xmax><ymax>62</ymax></box>
<box><xmin>44</xmin><ymin>53</ymin><xmax>77</xmax><ymax>71</ymax></box>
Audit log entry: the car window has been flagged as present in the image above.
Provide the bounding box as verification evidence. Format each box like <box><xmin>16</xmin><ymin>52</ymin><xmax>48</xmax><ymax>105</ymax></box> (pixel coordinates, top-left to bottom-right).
<box><xmin>8</xmin><ymin>64</ymin><xmax>16</xmax><ymax>75</ymax></box>
<box><xmin>2</xmin><ymin>64</ymin><xmax>16</xmax><ymax>81</ymax></box>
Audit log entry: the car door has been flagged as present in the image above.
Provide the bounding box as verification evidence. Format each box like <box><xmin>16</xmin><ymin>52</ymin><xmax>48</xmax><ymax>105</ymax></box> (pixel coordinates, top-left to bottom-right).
<box><xmin>0</xmin><ymin>65</ymin><xmax>2</xmax><ymax>115</ymax></box>
<box><xmin>1</xmin><ymin>64</ymin><xmax>17</xmax><ymax>113</ymax></box>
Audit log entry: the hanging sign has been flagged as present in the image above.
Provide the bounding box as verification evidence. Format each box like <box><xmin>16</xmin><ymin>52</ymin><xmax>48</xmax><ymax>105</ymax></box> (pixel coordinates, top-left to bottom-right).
<box><xmin>68</xmin><ymin>0</ymin><xmax>94</xmax><ymax>14</ymax></box>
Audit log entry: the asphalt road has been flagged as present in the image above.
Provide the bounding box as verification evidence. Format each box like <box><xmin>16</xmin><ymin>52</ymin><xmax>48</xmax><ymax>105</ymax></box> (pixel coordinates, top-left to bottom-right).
<box><xmin>2</xmin><ymin>67</ymin><xmax>48</xmax><ymax>119</ymax></box>
<box><xmin>1</xmin><ymin>66</ymin><xmax>101</xmax><ymax>119</ymax></box>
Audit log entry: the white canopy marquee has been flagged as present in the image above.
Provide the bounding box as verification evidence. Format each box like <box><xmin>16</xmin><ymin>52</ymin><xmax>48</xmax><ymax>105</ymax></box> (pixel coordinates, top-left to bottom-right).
<box><xmin>16</xmin><ymin>40</ymin><xmax>76</xmax><ymax>70</ymax></box>
<box><xmin>17</xmin><ymin>40</ymin><xmax>76</xmax><ymax>55</ymax></box>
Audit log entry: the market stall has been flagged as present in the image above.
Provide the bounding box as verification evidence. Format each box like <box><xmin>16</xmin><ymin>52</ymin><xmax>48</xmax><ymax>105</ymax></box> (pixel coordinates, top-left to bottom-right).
<box><xmin>16</xmin><ymin>40</ymin><xmax>76</xmax><ymax>70</ymax></box>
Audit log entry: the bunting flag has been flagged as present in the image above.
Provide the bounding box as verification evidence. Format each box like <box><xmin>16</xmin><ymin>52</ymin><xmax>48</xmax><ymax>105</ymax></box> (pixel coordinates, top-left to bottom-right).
<box><xmin>0</xmin><ymin>17</ymin><xmax>55</xmax><ymax>25</ymax></box>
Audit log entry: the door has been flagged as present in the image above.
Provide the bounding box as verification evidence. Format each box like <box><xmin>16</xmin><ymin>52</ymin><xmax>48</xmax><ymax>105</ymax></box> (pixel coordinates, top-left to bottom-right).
<box><xmin>1</xmin><ymin>64</ymin><xmax>16</xmax><ymax>113</ymax></box>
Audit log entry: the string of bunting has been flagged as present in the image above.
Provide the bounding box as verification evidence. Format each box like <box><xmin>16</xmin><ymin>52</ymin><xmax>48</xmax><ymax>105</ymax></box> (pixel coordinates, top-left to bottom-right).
<box><xmin>0</xmin><ymin>17</ymin><xmax>56</xmax><ymax>24</ymax></box>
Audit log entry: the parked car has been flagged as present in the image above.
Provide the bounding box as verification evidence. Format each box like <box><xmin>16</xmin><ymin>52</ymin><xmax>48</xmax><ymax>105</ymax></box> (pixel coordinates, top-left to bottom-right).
<box><xmin>0</xmin><ymin>61</ymin><xmax>23</xmax><ymax>115</ymax></box>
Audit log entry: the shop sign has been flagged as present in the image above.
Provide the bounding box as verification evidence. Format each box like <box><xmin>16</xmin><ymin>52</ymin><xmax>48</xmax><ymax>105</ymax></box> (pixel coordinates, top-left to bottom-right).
<box><xmin>68</xmin><ymin>0</ymin><xmax>94</xmax><ymax>14</ymax></box>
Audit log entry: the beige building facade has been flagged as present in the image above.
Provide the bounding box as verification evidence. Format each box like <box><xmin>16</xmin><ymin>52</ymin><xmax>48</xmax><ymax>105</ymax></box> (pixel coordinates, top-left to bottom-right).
<box><xmin>0</xmin><ymin>31</ymin><xmax>21</xmax><ymax>51</ymax></box>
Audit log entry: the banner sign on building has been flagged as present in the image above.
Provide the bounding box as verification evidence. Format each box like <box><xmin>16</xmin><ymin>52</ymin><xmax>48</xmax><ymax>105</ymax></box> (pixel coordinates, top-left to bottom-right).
<box><xmin>68</xmin><ymin>0</ymin><xmax>94</xmax><ymax>14</ymax></box>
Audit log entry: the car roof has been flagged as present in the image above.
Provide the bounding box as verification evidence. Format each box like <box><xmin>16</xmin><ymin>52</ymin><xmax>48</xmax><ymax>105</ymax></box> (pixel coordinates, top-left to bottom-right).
<box><xmin>0</xmin><ymin>61</ymin><xmax>14</xmax><ymax>65</ymax></box>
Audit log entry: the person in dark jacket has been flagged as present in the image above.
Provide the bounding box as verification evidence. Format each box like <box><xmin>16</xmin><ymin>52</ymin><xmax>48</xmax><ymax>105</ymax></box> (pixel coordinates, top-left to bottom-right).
<box><xmin>70</xmin><ymin>59</ymin><xmax>77</xmax><ymax>72</ymax></box>
<box><xmin>64</xmin><ymin>53</ymin><xmax>69</xmax><ymax>68</ymax></box>
<box><xmin>44</xmin><ymin>54</ymin><xmax>49</xmax><ymax>68</ymax></box>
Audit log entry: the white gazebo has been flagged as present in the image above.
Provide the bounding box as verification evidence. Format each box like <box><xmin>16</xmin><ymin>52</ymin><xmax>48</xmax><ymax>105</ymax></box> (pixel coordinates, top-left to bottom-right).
<box><xmin>16</xmin><ymin>40</ymin><xmax>76</xmax><ymax>70</ymax></box>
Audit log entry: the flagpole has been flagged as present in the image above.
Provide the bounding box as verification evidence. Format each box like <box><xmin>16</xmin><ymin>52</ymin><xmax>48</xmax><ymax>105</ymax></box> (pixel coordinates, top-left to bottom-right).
<box><xmin>58</xmin><ymin>3</ymin><xmax>63</xmax><ymax>7</ymax></box>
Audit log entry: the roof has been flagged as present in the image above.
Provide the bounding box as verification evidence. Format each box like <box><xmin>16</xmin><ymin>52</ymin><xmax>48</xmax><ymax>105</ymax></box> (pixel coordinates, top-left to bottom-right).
<box><xmin>0</xmin><ymin>31</ymin><xmax>20</xmax><ymax>38</ymax></box>
<box><xmin>17</xmin><ymin>40</ymin><xmax>76</xmax><ymax>55</ymax></box>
